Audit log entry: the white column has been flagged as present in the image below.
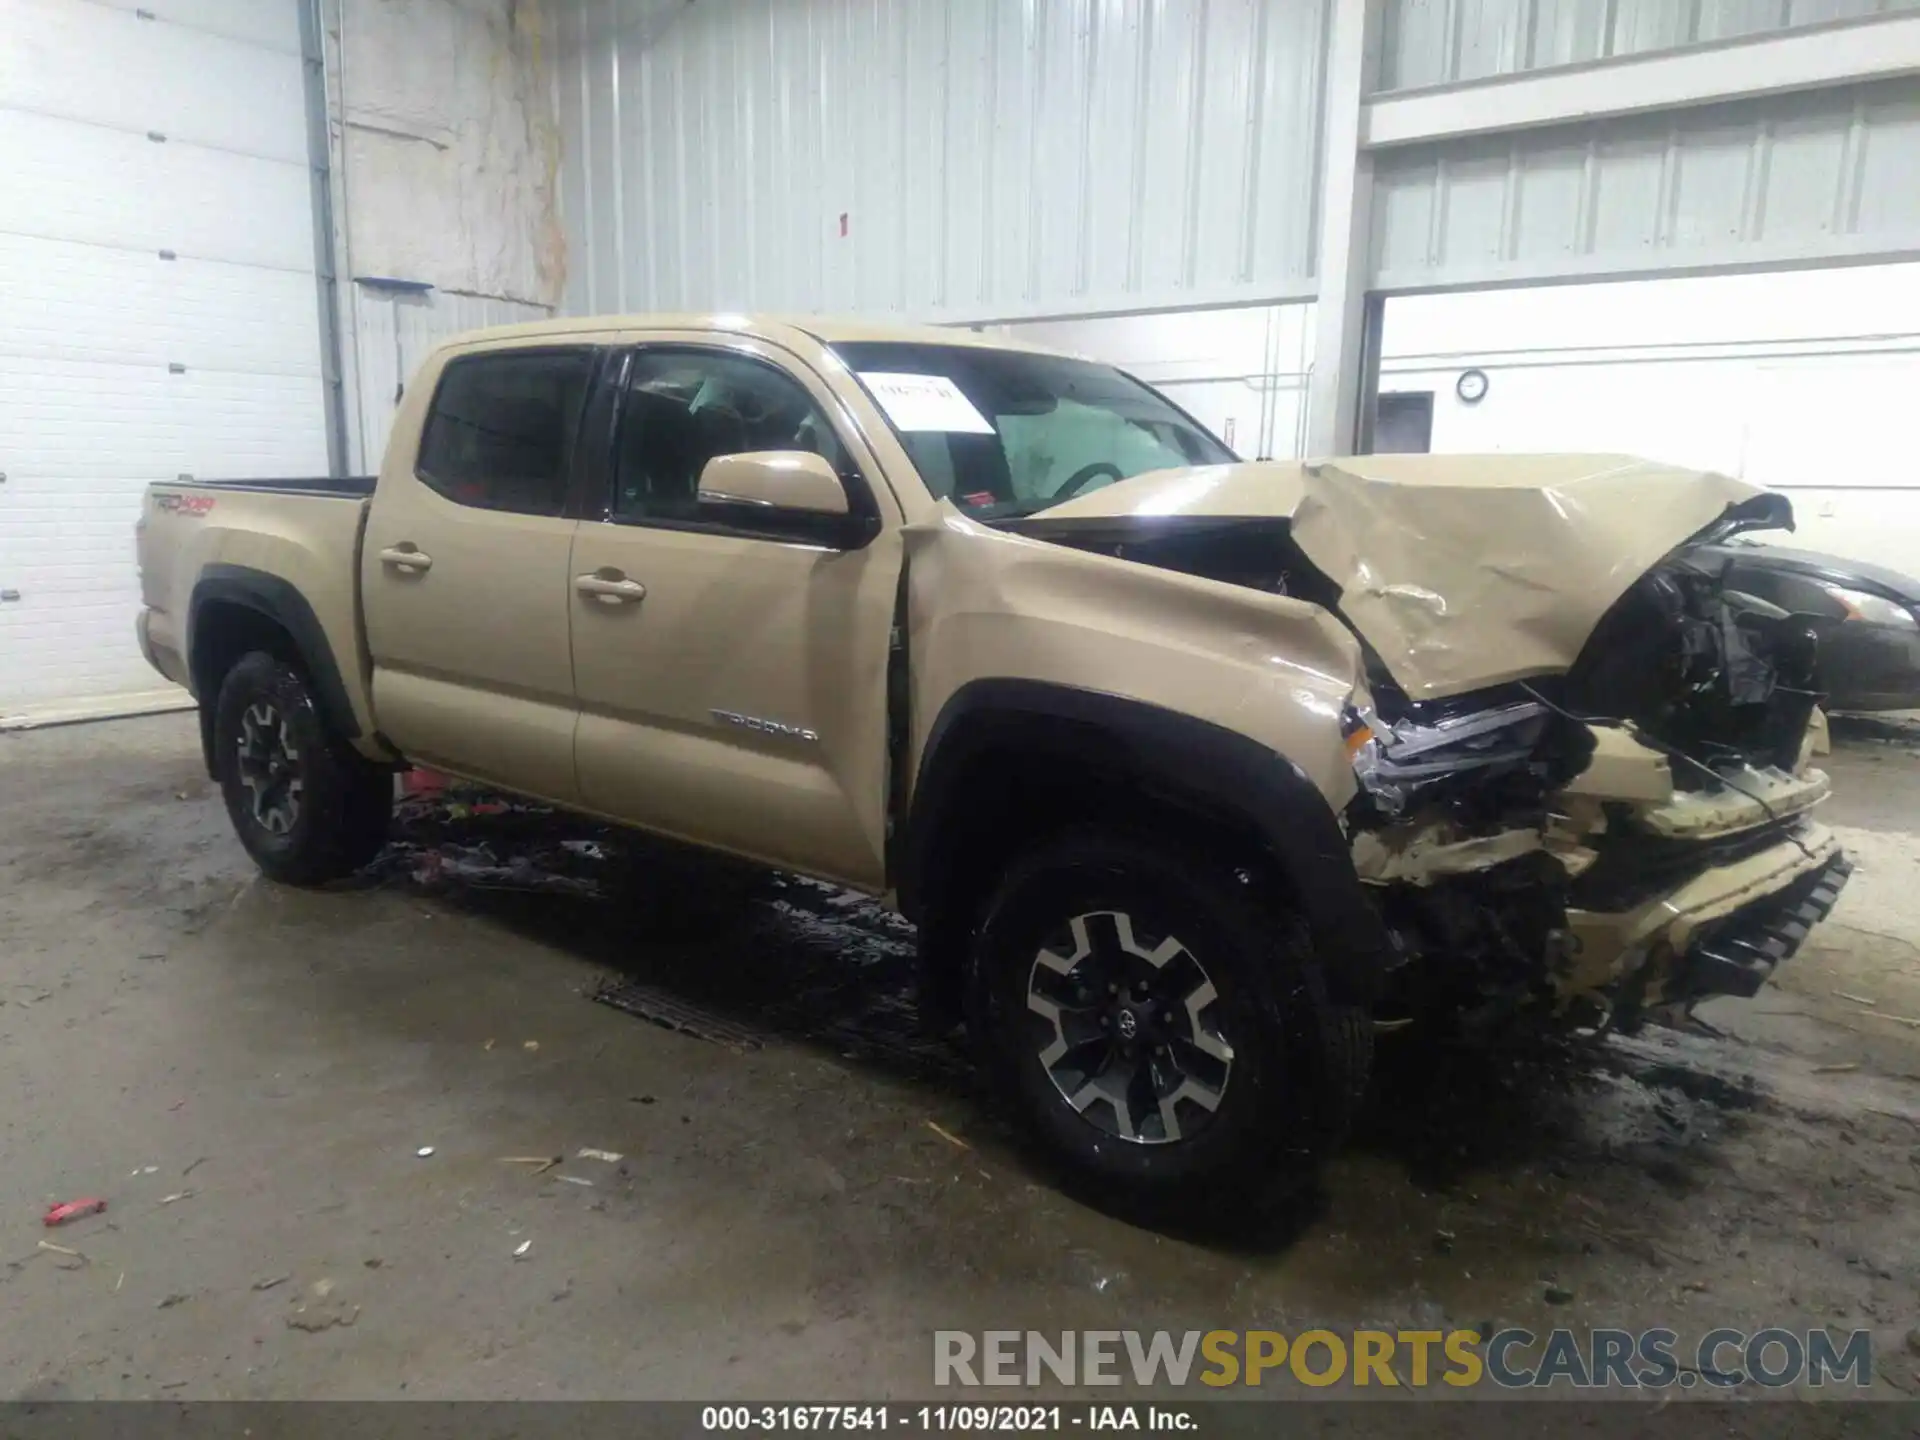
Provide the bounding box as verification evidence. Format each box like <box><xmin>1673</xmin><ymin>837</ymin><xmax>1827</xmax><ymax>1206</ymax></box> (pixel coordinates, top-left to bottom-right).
<box><xmin>1304</xmin><ymin>0</ymin><xmax>1382</xmax><ymax>458</ymax></box>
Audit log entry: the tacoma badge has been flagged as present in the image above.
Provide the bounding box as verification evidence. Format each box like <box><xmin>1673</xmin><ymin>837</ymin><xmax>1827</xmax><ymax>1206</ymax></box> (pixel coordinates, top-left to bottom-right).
<box><xmin>710</xmin><ymin>709</ymin><xmax>820</xmax><ymax>744</ymax></box>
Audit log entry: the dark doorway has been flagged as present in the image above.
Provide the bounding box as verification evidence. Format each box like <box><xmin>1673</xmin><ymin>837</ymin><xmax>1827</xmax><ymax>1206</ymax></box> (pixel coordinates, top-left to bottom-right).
<box><xmin>1373</xmin><ymin>392</ymin><xmax>1434</xmax><ymax>454</ymax></box>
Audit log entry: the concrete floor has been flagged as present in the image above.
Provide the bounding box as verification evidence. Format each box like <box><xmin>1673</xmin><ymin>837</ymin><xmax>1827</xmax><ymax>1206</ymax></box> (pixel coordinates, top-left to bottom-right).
<box><xmin>2</xmin><ymin>712</ymin><xmax>1918</xmax><ymax>1405</ymax></box>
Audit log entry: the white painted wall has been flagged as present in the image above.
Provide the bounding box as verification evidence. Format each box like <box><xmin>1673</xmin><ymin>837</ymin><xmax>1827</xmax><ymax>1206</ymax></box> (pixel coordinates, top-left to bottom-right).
<box><xmin>1004</xmin><ymin>262</ymin><xmax>1920</xmax><ymax>580</ymax></box>
<box><xmin>1383</xmin><ymin>264</ymin><xmax>1920</xmax><ymax>578</ymax></box>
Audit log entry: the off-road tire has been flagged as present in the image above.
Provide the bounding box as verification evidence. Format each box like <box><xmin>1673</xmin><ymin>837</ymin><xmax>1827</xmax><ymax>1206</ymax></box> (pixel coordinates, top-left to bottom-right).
<box><xmin>970</xmin><ymin>829</ymin><xmax>1371</xmax><ymax>1224</ymax></box>
<box><xmin>213</xmin><ymin>651</ymin><xmax>391</xmax><ymax>886</ymax></box>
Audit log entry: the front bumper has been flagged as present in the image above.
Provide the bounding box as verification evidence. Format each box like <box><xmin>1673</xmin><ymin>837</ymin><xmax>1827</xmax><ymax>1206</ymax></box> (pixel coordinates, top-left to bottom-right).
<box><xmin>1680</xmin><ymin>849</ymin><xmax>1852</xmax><ymax>999</ymax></box>
<box><xmin>1562</xmin><ymin>822</ymin><xmax>1849</xmax><ymax>1007</ymax></box>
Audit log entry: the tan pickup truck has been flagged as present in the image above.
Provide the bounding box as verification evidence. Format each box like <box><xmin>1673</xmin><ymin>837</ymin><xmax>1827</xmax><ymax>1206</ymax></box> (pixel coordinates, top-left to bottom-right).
<box><xmin>136</xmin><ymin>314</ymin><xmax>1849</xmax><ymax>1217</ymax></box>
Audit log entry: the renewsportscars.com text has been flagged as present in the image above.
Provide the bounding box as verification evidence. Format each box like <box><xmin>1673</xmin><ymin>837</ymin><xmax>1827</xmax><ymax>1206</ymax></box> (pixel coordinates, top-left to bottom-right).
<box><xmin>934</xmin><ymin>1327</ymin><xmax>1872</xmax><ymax>1390</ymax></box>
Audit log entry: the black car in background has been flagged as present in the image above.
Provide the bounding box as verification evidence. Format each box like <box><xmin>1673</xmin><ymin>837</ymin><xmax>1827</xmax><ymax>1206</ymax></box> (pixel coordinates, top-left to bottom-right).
<box><xmin>1702</xmin><ymin>542</ymin><xmax>1920</xmax><ymax>712</ymax></box>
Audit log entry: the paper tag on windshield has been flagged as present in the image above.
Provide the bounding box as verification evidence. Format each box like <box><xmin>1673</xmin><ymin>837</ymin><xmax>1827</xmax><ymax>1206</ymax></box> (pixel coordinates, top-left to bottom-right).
<box><xmin>858</xmin><ymin>372</ymin><xmax>995</xmax><ymax>434</ymax></box>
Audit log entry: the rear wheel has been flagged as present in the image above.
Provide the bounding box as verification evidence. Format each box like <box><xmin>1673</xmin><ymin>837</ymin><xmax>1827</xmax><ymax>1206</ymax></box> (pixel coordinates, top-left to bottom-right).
<box><xmin>213</xmin><ymin>652</ymin><xmax>391</xmax><ymax>885</ymax></box>
<box><xmin>971</xmin><ymin>830</ymin><xmax>1369</xmax><ymax>1223</ymax></box>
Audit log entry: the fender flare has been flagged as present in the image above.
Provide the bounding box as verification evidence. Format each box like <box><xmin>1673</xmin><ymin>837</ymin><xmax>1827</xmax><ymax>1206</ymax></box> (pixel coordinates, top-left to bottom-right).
<box><xmin>187</xmin><ymin>565</ymin><xmax>361</xmax><ymax>768</ymax></box>
<box><xmin>898</xmin><ymin>678</ymin><xmax>1388</xmax><ymax>1003</ymax></box>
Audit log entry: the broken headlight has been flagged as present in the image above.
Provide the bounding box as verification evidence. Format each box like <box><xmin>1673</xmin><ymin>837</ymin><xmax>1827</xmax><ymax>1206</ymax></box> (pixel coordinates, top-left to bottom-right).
<box><xmin>1344</xmin><ymin>699</ymin><xmax>1551</xmax><ymax>817</ymax></box>
<box><xmin>1817</xmin><ymin>581</ymin><xmax>1919</xmax><ymax>632</ymax></box>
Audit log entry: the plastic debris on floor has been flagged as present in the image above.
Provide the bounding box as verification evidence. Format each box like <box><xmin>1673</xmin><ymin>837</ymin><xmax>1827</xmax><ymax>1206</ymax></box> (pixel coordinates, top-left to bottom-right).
<box><xmin>370</xmin><ymin>773</ymin><xmax>967</xmax><ymax>1080</ymax></box>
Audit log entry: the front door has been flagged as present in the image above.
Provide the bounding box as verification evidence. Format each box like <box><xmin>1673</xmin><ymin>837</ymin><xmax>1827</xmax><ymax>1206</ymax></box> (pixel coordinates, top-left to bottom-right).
<box><xmin>361</xmin><ymin>344</ymin><xmax>596</xmax><ymax>802</ymax></box>
<box><xmin>568</xmin><ymin>341</ymin><xmax>903</xmax><ymax>888</ymax></box>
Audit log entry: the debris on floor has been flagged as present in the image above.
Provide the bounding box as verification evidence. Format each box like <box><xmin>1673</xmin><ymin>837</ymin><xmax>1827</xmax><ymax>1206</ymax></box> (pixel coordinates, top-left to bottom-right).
<box><xmin>925</xmin><ymin>1120</ymin><xmax>970</xmax><ymax>1151</ymax></box>
<box><xmin>373</xmin><ymin>783</ymin><xmax>601</xmax><ymax>897</ymax></box>
<box><xmin>512</xmin><ymin>1240</ymin><xmax>532</xmax><ymax>1259</ymax></box>
<box><xmin>286</xmin><ymin>1303</ymin><xmax>360</xmax><ymax>1332</ymax></box>
<box><xmin>252</xmin><ymin>1274</ymin><xmax>290</xmax><ymax>1292</ymax></box>
<box><xmin>37</xmin><ymin>1240</ymin><xmax>87</xmax><ymax>1269</ymax></box>
<box><xmin>400</xmin><ymin>841</ymin><xmax>599</xmax><ymax>896</ymax></box>
<box><xmin>370</xmin><ymin>780</ymin><xmax>965</xmax><ymax>1080</ymax></box>
<box><xmin>43</xmin><ymin>1198</ymin><xmax>107</xmax><ymax>1227</ymax></box>
<box><xmin>576</xmin><ymin>1148</ymin><xmax>622</xmax><ymax>1163</ymax></box>
<box><xmin>415</xmin><ymin>1146</ymin><xmax>435</xmax><ymax>1158</ymax></box>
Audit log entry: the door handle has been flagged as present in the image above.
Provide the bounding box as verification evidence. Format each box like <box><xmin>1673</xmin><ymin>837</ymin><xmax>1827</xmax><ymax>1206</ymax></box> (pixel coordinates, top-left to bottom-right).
<box><xmin>576</xmin><ymin>573</ymin><xmax>646</xmax><ymax>602</ymax></box>
<box><xmin>378</xmin><ymin>544</ymin><xmax>432</xmax><ymax>573</ymax></box>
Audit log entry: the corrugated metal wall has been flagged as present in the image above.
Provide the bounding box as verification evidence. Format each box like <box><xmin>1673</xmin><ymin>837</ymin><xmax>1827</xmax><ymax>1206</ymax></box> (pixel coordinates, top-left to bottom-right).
<box><xmin>1376</xmin><ymin>0</ymin><xmax>1920</xmax><ymax>92</ymax></box>
<box><xmin>350</xmin><ymin>287</ymin><xmax>551</xmax><ymax>467</ymax></box>
<box><xmin>552</xmin><ymin>0</ymin><xmax>1331</xmax><ymax>320</ymax></box>
<box><xmin>1370</xmin><ymin>76</ymin><xmax>1920</xmax><ymax>290</ymax></box>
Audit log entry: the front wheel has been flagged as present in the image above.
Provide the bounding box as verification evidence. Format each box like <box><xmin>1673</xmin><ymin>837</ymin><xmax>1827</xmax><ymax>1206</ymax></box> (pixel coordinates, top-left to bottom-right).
<box><xmin>970</xmin><ymin>830</ymin><xmax>1370</xmax><ymax>1223</ymax></box>
<box><xmin>213</xmin><ymin>652</ymin><xmax>392</xmax><ymax>885</ymax></box>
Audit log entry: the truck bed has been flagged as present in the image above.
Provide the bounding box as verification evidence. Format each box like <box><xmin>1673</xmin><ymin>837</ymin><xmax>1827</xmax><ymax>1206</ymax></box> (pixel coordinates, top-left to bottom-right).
<box><xmin>137</xmin><ymin>476</ymin><xmax>378</xmax><ymax>742</ymax></box>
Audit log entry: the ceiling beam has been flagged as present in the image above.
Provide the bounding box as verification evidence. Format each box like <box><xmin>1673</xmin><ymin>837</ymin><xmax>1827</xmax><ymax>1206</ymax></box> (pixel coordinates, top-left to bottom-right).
<box><xmin>1361</xmin><ymin>14</ymin><xmax>1920</xmax><ymax>151</ymax></box>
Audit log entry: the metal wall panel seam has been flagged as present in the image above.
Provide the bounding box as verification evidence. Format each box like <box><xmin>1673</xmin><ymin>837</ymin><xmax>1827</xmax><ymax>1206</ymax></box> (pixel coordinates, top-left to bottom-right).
<box><xmin>1180</xmin><ymin>0</ymin><xmax>1213</xmax><ymax>289</ymax></box>
<box><xmin>606</xmin><ymin>0</ymin><xmax>626</xmax><ymax>313</ymax></box>
<box><xmin>575</xmin><ymin>2</ymin><xmax>596</xmax><ymax>312</ymax></box>
<box><xmin>1236</xmin><ymin>0</ymin><xmax>1272</xmax><ymax>284</ymax></box>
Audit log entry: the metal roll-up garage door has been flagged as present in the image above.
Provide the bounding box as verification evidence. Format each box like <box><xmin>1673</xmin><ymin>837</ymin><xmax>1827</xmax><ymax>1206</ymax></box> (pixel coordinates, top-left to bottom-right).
<box><xmin>0</xmin><ymin>0</ymin><xmax>331</xmax><ymax>725</ymax></box>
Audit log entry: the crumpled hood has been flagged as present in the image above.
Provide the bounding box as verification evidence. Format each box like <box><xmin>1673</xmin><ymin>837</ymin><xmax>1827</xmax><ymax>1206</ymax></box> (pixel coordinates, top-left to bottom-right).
<box><xmin>1028</xmin><ymin>454</ymin><xmax>1779</xmax><ymax>700</ymax></box>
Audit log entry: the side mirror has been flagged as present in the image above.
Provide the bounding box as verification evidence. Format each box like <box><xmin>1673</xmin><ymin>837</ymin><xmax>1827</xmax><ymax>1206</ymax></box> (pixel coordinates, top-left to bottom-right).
<box><xmin>698</xmin><ymin>451</ymin><xmax>849</xmax><ymax>517</ymax></box>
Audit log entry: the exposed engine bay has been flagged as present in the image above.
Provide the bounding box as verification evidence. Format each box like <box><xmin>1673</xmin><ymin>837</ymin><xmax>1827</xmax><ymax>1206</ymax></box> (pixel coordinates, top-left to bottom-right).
<box><xmin>1016</xmin><ymin>466</ymin><xmax>1851</xmax><ymax>1034</ymax></box>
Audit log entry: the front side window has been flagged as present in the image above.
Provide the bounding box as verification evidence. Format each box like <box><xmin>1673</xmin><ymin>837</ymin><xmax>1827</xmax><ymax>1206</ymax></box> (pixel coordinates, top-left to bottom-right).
<box><xmin>613</xmin><ymin>349</ymin><xmax>851</xmax><ymax>523</ymax></box>
<box><xmin>415</xmin><ymin>349</ymin><xmax>595</xmax><ymax>516</ymax></box>
<box><xmin>832</xmin><ymin>342</ymin><xmax>1233</xmax><ymax>520</ymax></box>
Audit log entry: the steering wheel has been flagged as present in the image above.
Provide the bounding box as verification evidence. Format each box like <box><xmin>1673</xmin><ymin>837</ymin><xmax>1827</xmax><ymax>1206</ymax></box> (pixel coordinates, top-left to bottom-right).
<box><xmin>1053</xmin><ymin>461</ymin><xmax>1125</xmax><ymax>499</ymax></box>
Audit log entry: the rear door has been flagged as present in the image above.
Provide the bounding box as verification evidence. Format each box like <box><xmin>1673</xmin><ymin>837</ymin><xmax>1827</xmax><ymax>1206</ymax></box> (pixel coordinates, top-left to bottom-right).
<box><xmin>361</xmin><ymin>344</ymin><xmax>597</xmax><ymax>802</ymax></box>
<box><xmin>568</xmin><ymin>340</ymin><xmax>903</xmax><ymax>887</ymax></box>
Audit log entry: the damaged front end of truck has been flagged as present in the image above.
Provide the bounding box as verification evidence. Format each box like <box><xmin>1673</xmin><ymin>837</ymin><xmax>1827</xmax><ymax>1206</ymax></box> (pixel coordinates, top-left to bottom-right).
<box><xmin>1341</xmin><ymin>656</ymin><xmax>1848</xmax><ymax>1035</ymax></box>
<box><xmin>1023</xmin><ymin>454</ymin><xmax>1852</xmax><ymax>1034</ymax></box>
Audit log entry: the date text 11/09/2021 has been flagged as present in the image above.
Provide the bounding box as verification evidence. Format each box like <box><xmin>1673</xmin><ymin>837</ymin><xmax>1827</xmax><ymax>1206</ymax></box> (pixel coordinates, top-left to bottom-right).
<box><xmin>702</xmin><ymin>1407</ymin><xmax>1190</xmax><ymax>1432</ymax></box>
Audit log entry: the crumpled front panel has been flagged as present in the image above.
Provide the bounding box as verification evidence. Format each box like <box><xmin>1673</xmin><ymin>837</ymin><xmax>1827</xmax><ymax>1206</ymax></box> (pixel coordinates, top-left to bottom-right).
<box><xmin>1290</xmin><ymin>454</ymin><xmax>1767</xmax><ymax>700</ymax></box>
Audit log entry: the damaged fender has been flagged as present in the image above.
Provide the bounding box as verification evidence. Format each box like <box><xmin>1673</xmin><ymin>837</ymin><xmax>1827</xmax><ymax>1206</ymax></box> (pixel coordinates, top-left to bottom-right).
<box><xmin>901</xmin><ymin>506</ymin><xmax>1369</xmax><ymax>810</ymax></box>
<box><xmin>896</xmin><ymin>506</ymin><xmax>1391</xmax><ymax>1002</ymax></box>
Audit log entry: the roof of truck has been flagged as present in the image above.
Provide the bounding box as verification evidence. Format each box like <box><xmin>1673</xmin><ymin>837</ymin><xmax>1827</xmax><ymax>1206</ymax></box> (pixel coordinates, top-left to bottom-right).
<box><xmin>443</xmin><ymin>312</ymin><xmax>1067</xmax><ymax>355</ymax></box>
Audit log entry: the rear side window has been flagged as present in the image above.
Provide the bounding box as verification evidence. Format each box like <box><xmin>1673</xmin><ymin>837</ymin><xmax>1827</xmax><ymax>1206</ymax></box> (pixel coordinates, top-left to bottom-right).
<box><xmin>416</xmin><ymin>349</ymin><xmax>595</xmax><ymax>515</ymax></box>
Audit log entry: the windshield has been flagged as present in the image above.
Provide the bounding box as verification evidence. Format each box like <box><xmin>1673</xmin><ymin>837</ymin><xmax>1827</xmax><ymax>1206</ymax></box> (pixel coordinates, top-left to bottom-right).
<box><xmin>832</xmin><ymin>342</ymin><xmax>1234</xmax><ymax>520</ymax></box>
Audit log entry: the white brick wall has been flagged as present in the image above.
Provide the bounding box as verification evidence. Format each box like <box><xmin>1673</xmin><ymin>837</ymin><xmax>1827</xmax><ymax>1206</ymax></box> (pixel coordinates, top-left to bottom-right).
<box><xmin>0</xmin><ymin>0</ymin><xmax>327</xmax><ymax>716</ymax></box>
